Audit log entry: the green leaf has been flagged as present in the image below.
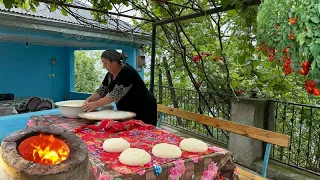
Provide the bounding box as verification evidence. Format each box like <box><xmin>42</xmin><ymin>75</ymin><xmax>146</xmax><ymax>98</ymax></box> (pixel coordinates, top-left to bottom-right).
<box><xmin>252</xmin><ymin>61</ymin><xmax>259</xmax><ymax>68</ymax></box>
<box><xmin>307</xmin><ymin>30</ymin><xmax>313</xmax><ymax>37</ymax></box>
<box><xmin>231</xmin><ymin>81</ymin><xmax>239</xmax><ymax>89</ymax></box>
<box><xmin>238</xmin><ymin>56</ymin><xmax>246</xmax><ymax>64</ymax></box>
<box><xmin>231</xmin><ymin>72</ymin><xmax>240</xmax><ymax>79</ymax></box>
<box><xmin>304</xmin><ymin>47</ymin><xmax>309</xmax><ymax>56</ymax></box>
<box><xmin>107</xmin><ymin>3</ymin><xmax>113</xmax><ymax>10</ymax></box>
<box><xmin>3</xmin><ymin>0</ymin><xmax>14</xmax><ymax>9</ymax></box>
<box><xmin>235</xmin><ymin>3</ymin><xmax>241</xmax><ymax>11</ymax></box>
<box><xmin>227</xmin><ymin>10</ymin><xmax>237</xmax><ymax>17</ymax></box>
<box><xmin>311</xmin><ymin>16</ymin><xmax>320</xmax><ymax>23</ymax></box>
<box><xmin>23</xmin><ymin>3</ymin><xmax>28</xmax><ymax>9</ymax></box>
<box><xmin>61</xmin><ymin>9</ymin><xmax>68</xmax><ymax>16</ymax></box>
<box><xmin>273</xmin><ymin>83</ymin><xmax>285</xmax><ymax>91</ymax></box>
<box><xmin>318</xmin><ymin>3</ymin><xmax>320</xmax><ymax>14</ymax></box>
<box><xmin>299</xmin><ymin>37</ymin><xmax>306</xmax><ymax>46</ymax></box>
<box><xmin>221</xmin><ymin>0</ymin><xmax>231</xmax><ymax>8</ymax></box>
<box><xmin>50</xmin><ymin>5</ymin><xmax>57</xmax><ymax>12</ymax></box>
<box><xmin>30</xmin><ymin>5</ymin><xmax>36</xmax><ymax>13</ymax></box>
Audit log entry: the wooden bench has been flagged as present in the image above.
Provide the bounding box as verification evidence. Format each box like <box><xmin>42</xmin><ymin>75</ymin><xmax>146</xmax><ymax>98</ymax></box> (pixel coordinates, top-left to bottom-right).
<box><xmin>157</xmin><ymin>104</ymin><xmax>290</xmax><ymax>179</ymax></box>
<box><xmin>237</xmin><ymin>168</ymin><xmax>266</xmax><ymax>180</ymax></box>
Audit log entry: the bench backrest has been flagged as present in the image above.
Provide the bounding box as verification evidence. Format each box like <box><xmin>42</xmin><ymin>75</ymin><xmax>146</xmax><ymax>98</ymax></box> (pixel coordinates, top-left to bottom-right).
<box><xmin>157</xmin><ymin>104</ymin><xmax>290</xmax><ymax>147</ymax></box>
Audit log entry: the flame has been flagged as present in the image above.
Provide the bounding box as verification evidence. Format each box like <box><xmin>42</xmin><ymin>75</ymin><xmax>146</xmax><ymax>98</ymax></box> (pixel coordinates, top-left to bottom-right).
<box><xmin>18</xmin><ymin>133</ymin><xmax>70</xmax><ymax>165</ymax></box>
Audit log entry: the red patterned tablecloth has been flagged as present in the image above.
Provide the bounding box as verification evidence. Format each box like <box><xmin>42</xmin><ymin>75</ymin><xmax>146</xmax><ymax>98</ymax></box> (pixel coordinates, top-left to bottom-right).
<box><xmin>27</xmin><ymin>115</ymin><xmax>239</xmax><ymax>180</ymax></box>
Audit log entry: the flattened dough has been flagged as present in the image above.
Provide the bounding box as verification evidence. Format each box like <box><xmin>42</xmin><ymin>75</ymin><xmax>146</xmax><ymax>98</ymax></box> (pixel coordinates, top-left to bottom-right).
<box><xmin>179</xmin><ymin>138</ymin><xmax>208</xmax><ymax>153</ymax></box>
<box><xmin>78</xmin><ymin>110</ymin><xmax>136</xmax><ymax>120</ymax></box>
<box><xmin>152</xmin><ymin>143</ymin><xmax>182</xmax><ymax>158</ymax></box>
<box><xmin>119</xmin><ymin>148</ymin><xmax>151</xmax><ymax>166</ymax></box>
<box><xmin>102</xmin><ymin>138</ymin><xmax>130</xmax><ymax>153</ymax></box>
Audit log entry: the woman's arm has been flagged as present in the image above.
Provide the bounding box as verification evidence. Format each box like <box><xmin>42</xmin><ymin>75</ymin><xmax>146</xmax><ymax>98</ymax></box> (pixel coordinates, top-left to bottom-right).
<box><xmin>85</xmin><ymin>82</ymin><xmax>109</xmax><ymax>103</ymax></box>
<box><xmin>82</xmin><ymin>95</ymin><xmax>113</xmax><ymax>112</ymax></box>
<box><xmin>95</xmin><ymin>95</ymin><xmax>113</xmax><ymax>107</ymax></box>
<box><xmin>85</xmin><ymin>92</ymin><xmax>101</xmax><ymax>103</ymax></box>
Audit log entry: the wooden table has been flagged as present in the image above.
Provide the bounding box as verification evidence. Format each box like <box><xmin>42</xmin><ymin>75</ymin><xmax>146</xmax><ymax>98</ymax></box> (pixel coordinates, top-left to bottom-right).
<box><xmin>27</xmin><ymin>115</ymin><xmax>239</xmax><ymax>180</ymax></box>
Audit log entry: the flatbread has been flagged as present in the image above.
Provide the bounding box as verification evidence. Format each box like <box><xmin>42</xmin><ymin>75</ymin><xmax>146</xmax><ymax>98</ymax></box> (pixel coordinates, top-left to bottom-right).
<box><xmin>78</xmin><ymin>110</ymin><xmax>136</xmax><ymax>120</ymax></box>
<box><xmin>179</xmin><ymin>138</ymin><xmax>208</xmax><ymax>153</ymax></box>
<box><xmin>119</xmin><ymin>148</ymin><xmax>151</xmax><ymax>166</ymax></box>
<box><xmin>152</xmin><ymin>143</ymin><xmax>182</xmax><ymax>158</ymax></box>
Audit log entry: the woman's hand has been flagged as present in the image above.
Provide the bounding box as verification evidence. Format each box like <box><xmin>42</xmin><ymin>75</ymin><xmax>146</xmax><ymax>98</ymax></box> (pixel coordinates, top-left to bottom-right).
<box><xmin>84</xmin><ymin>98</ymin><xmax>90</xmax><ymax>105</ymax></box>
<box><xmin>82</xmin><ymin>101</ymin><xmax>99</xmax><ymax>112</ymax></box>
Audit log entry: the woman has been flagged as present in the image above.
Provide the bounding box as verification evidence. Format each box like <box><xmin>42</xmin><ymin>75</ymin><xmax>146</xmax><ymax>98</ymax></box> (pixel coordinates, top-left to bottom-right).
<box><xmin>82</xmin><ymin>49</ymin><xmax>157</xmax><ymax>126</ymax></box>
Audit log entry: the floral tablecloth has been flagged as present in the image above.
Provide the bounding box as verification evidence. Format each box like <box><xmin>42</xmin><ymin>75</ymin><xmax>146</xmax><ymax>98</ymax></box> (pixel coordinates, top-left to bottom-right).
<box><xmin>27</xmin><ymin>115</ymin><xmax>239</xmax><ymax>180</ymax></box>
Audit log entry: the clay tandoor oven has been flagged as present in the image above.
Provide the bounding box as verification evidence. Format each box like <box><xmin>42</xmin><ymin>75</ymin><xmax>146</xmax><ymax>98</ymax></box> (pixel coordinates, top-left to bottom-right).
<box><xmin>0</xmin><ymin>126</ymin><xmax>89</xmax><ymax>180</ymax></box>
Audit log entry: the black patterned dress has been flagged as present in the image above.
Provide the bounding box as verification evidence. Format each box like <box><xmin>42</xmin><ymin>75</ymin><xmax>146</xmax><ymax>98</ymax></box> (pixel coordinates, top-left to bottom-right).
<box><xmin>96</xmin><ymin>63</ymin><xmax>157</xmax><ymax>126</ymax></box>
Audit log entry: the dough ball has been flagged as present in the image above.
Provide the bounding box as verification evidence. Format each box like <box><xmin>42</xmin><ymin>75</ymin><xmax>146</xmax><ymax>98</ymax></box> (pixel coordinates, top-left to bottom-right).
<box><xmin>102</xmin><ymin>138</ymin><xmax>130</xmax><ymax>153</ymax></box>
<box><xmin>119</xmin><ymin>148</ymin><xmax>151</xmax><ymax>166</ymax></box>
<box><xmin>179</xmin><ymin>138</ymin><xmax>208</xmax><ymax>153</ymax></box>
<box><xmin>152</xmin><ymin>143</ymin><xmax>182</xmax><ymax>158</ymax></box>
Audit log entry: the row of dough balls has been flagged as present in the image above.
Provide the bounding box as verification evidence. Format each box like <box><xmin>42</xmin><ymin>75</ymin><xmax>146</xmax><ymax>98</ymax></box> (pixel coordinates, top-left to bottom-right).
<box><xmin>102</xmin><ymin>138</ymin><xmax>208</xmax><ymax>166</ymax></box>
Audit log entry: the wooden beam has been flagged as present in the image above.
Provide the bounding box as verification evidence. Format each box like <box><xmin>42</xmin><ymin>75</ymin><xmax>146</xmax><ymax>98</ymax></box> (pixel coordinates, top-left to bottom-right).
<box><xmin>153</xmin><ymin>0</ymin><xmax>261</xmax><ymax>25</ymax></box>
<box><xmin>157</xmin><ymin>104</ymin><xmax>290</xmax><ymax>147</ymax></box>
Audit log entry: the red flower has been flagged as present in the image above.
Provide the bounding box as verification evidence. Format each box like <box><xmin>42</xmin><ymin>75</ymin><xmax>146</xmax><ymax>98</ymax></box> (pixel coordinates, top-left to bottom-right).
<box><xmin>192</xmin><ymin>55</ymin><xmax>200</xmax><ymax>63</ymax></box>
<box><xmin>205</xmin><ymin>52</ymin><xmax>210</xmax><ymax>57</ymax></box>
<box><xmin>212</xmin><ymin>57</ymin><xmax>218</xmax><ymax>62</ymax></box>
<box><xmin>305</xmin><ymin>80</ymin><xmax>316</xmax><ymax>88</ymax></box>
<box><xmin>304</xmin><ymin>85</ymin><xmax>314</xmax><ymax>94</ymax></box>
<box><xmin>235</xmin><ymin>90</ymin><xmax>242</xmax><ymax>96</ymax></box>
<box><xmin>212</xmin><ymin>56</ymin><xmax>224</xmax><ymax>62</ymax></box>
<box><xmin>314</xmin><ymin>88</ymin><xmax>320</xmax><ymax>96</ymax></box>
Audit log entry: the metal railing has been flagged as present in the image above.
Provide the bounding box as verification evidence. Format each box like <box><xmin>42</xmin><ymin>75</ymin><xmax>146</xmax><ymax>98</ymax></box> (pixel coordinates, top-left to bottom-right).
<box><xmin>268</xmin><ymin>100</ymin><xmax>320</xmax><ymax>175</ymax></box>
<box><xmin>153</xmin><ymin>85</ymin><xmax>230</xmax><ymax>146</ymax></box>
<box><xmin>153</xmin><ymin>85</ymin><xmax>319</xmax><ymax>174</ymax></box>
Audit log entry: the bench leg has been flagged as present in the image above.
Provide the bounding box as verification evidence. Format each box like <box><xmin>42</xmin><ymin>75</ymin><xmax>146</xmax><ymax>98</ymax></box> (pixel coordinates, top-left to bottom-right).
<box><xmin>157</xmin><ymin>113</ymin><xmax>163</xmax><ymax>127</ymax></box>
<box><xmin>262</xmin><ymin>143</ymin><xmax>272</xmax><ymax>178</ymax></box>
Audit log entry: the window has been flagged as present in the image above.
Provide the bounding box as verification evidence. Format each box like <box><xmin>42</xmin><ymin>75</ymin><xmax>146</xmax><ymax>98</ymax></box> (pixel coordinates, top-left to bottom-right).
<box><xmin>73</xmin><ymin>49</ymin><xmax>121</xmax><ymax>93</ymax></box>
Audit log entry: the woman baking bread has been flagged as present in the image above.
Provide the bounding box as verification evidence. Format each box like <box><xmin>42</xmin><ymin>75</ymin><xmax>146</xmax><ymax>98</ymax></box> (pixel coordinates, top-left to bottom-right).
<box><xmin>82</xmin><ymin>49</ymin><xmax>157</xmax><ymax>126</ymax></box>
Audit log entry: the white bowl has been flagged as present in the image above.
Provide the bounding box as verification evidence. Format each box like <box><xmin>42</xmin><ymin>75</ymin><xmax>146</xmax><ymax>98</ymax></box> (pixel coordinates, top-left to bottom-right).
<box><xmin>55</xmin><ymin>100</ymin><xmax>85</xmax><ymax>118</ymax></box>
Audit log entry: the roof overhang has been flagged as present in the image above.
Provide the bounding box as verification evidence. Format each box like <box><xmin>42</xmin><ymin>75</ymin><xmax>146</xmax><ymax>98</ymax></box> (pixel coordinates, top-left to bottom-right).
<box><xmin>0</xmin><ymin>10</ymin><xmax>152</xmax><ymax>47</ymax></box>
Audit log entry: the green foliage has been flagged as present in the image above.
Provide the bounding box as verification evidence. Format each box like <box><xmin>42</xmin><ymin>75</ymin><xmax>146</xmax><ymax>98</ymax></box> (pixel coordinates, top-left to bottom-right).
<box><xmin>136</xmin><ymin>1</ymin><xmax>319</xmax><ymax>104</ymax></box>
<box><xmin>2</xmin><ymin>0</ymin><xmax>318</xmax><ymax>102</ymax></box>
<box><xmin>74</xmin><ymin>50</ymin><xmax>103</xmax><ymax>93</ymax></box>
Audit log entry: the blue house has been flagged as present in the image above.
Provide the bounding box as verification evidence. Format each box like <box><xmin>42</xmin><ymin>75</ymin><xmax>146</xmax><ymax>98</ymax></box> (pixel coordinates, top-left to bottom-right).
<box><xmin>0</xmin><ymin>2</ymin><xmax>150</xmax><ymax>102</ymax></box>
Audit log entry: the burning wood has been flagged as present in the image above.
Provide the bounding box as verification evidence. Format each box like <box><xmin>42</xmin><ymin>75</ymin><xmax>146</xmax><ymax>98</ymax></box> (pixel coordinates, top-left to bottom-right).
<box><xmin>18</xmin><ymin>133</ymin><xmax>69</xmax><ymax>165</ymax></box>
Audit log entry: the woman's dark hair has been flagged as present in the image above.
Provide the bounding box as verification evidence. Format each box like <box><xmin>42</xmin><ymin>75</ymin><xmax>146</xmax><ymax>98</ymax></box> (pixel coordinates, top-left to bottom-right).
<box><xmin>101</xmin><ymin>49</ymin><xmax>128</xmax><ymax>64</ymax></box>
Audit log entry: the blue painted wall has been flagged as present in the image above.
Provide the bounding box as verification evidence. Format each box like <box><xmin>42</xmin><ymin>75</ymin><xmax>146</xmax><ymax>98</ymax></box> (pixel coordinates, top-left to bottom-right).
<box><xmin>0</xmin><ymin>26</ymin><xmax>144</xmax><ymax>103</ymax></box>
<box><xmin>0</xmin><ymin>41</ymin><xmax>69</xmax><ymax>102</ymax></box>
